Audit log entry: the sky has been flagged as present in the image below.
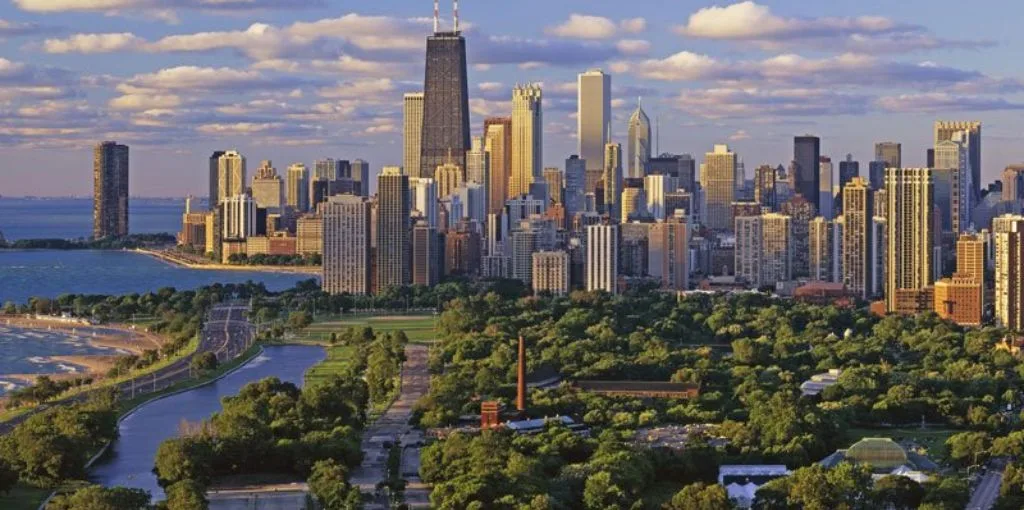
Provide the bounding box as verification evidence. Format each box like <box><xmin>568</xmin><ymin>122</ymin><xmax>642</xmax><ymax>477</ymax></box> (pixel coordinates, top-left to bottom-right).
<box><xmin>2</xmin><ymin>0</ymin><xmax>1024</xmax><ymax>197</ymax></box>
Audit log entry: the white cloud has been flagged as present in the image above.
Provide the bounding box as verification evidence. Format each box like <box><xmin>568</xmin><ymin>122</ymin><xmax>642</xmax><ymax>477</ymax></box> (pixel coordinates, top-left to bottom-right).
<box><xmin>546</xmin><ymin>14</ymin><xmax>618</xmax><ymax>40</ymax></box>
<box><xmin>728</xmin><ymin>129</ymin><xmax>750</xmax><ymax>141</ymax></box>
<box><xmin>635</xmin><ymin>51</ymin><xmax>729</xmax><ymax>81</ymax></box>
<box><xmin>619</xmin><ymin>18</ymin><xmax>647</xmax><ymax>34</ymax></box>
<box><xmin>616</xmin><ymin>39</ymin><xmax>651</xmax><ymax>56</ymax></box>
<box><xmin>43</xmin><ymin>33</ymin><xmax>145</xmax><ymax>54</ymax></box>
<box><xmin>118</xmin><ymin>66</ymin><xmax>282</xmax><ymax>93</ymax></box>
<box><xmin>0</xmin><ymin>19</ymin><xmax>49</xmax><ymax>37</ymax></box>
<box><xmin>671</xmin><ymin>87</ymin><xmax>871</xmax><ymax>119</ymax></box>
<box><xmin>109</xmin><ymin>93</ymin><xmax>181</xmax><ymax>111</ymax></box>
<box><xmin>317</xmin><ymin>78</ymin><xmax>395</xmax><ymax>99</ymax></box>
<box><xmin>876</xmin><ymin>93</ymin><xmax>1024</xmax><ymax>113</ymax></box>
<box><xmin>13</xmin><ymin>0</ymin><xmax>324</xmax><ymax>15</ymax></box>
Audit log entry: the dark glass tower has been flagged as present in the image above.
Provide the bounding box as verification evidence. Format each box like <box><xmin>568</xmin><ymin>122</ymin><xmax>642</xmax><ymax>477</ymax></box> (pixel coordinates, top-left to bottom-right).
<box><xmin>93</xmin><ymin>141</ymin><xmax>129</xmax><ymax>239</ymax></box>
<box><xmin>420</xmin><ymin>29</ymin><xmax>470</xmax><ymax>180</ymax></box>
<box><xmin>793</xmin><ymin>135</ymin><xmax>821</xmax><ymax>214</ymax></box>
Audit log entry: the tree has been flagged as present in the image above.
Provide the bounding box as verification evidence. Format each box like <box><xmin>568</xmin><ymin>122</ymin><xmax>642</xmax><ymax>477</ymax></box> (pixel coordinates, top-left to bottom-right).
<box><xmin>873</xmin><ymin>475</ymin><xmax>924</xmax><ymax>510</ymax></box>
<box><xmin>946</xmin><ymin>431</ymin><xmax>990</xmax><ymax>467</ymax></box>
<box><xmin>583</xmin><ymin>471</ymin><xmax>631</xmax><ymax>510</ymax></box>
<box><xmin>288</xmin><ymin>311</ymin><xmax>313</xmax><ymax>329</ymax></box>
<box><xmin>666</xmin><ymin>482</ymin><xmax>734</xmax><ymax>510</ymax></box>
<box><xmin>154</xmin><ymin>437</ymin><xmax>214</xmax><ymax>487</ymax></box>
<box><xmin>308</xmin><ymin>459</ymin><xmax>363</xmax><ymax>510</ymax></box>
<box><xmin>48</xmin><ymin>485</ymin><xmax>151</xmax><ymax>510</ymax></box>
<box><xmin>164</xmin><ymin>479</ymin><xmax>208</xmax><ymax>510</ymax></box>
<box><xmin>189</xmin><ymin>352</ymin><xmax>218</xmax><ymax>373</ymax></box>
<box><xmin>2</xmin><ymin>301</ymin><xmax>16</xmax><ymax>314</ymax></box>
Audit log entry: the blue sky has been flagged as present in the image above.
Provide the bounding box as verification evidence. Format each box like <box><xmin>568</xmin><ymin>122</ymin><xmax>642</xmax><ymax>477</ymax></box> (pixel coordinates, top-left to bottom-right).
<box><xmin>2</xmin><ymin>0</ymin><xmax>1023</xmax><ymax>196</ymax></box>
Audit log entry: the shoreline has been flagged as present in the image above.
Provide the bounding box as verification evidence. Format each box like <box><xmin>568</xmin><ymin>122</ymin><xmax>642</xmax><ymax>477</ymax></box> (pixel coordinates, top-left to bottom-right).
<box><xmin>136</xmin><ymin>248</ymin><xmax>321</xmax><ymax>276</ymax></box>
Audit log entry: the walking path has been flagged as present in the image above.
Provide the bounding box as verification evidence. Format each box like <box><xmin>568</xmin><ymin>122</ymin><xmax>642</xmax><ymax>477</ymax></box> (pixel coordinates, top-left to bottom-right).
<box><xmin>350</xmin><ymin>344</ymin><xmax>429</xmax><ymax>508</ymax></box>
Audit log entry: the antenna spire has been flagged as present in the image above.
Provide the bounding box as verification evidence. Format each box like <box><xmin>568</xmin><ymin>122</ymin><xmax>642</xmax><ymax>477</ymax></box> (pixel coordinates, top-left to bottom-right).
<box><xmin>433</xmin><ymin>0</ymin><xmax>439</xmax><ymax>33</ymax></box>
<box><xmin>453</xmin><ymin>0</ymin><xmax>459</xmax><ymax>32</ymax></box>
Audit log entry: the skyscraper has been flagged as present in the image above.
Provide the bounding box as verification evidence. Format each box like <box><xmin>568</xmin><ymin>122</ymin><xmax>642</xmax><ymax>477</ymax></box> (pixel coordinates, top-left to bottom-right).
<box><xmin>700</xmin><ymin>144</ymin><xmax>737</xmax><ymax>231</ymax></box>
<box><xmin>412</xmin><ymin>219</ymin><xmax>441</xmax><ymax>287</ymax></box>
<box><xmin>510</xmin><ymin>84</ymin><xmax>542</xmax><ymax>198</ymax></box>
<box><xmin>420</xmin><ymin>7</ymin><xmax>470</xmax><ymax>179</ymax></box>
<box><xmin>885</xmin><ymin>168</ymin><xmax>935</xmax><ymax>314</ymax></box>
<box><xmin>793</xmin><ymin>135</ymin><xmax>820</xmax><ymax>213</ymax></box>
<box><xmin>578</xmin><ymin>70</ymin><xmax>611</xmax><ymax>179</ymax></box>
<box><xmin>627</xmin><ymin>99</ymin><xmax>651</xmax><ymax>179</ymax></box>
<box><xmin>377</xmin><ymin>167</ymin><xmax>411</xmax><ymax>292</ymax></box>
<box><xmin>351</xmin><ymin>159</ymin><xmax>369</xmax><ymax>197</ymax></box>
<box><xmin>836</xmin><ymin>154</ymin><xmax>859</xmax><ymax>213</ymax></box>
<box><xmin>322</xmin><ymin>195</ymin><xmax>372</xmax><ymax>295</ymax></box>
<box><xmin>484</xmin><ymin>117</ymin><xmax>512</xmax><ymax>215</ymax></box>
<box><xmin>466</xmin><ymin>136</ymin><xmax>489</xmax><ymax>186</ymax></box>
<box><xmin>221</xmin><ymin>194</ymin><xmax>256</xmax><ymax>241</ymax></box>
<box><xmin>436</xmin><ymin>156</ymin><xmax>464</xmax><ymax>199</ymax></box>
<box><xmin>286</xmin><ymin>163</ymin><xmax>309</xmax><ymax>213</ymax></box>
<box><xmin>874</xmin><ymin>142</ymin><xmax>902</xmax><ymax>170</ymax></box>
<box><xmin>532</xmin><ymin>251</ymin><xmax>570</xmax><ymax>296</ymax></box>
<box><xmin>208</xmin><ymin>150</ymin><xmax>225</xmax><ymax>210</ymax></box>
<box><xmin>603</xmin><ymin>142</ymin><xmax>622</xmax><ymax>218</ymax></box>
<box><xmin>932</xmin><ymin>139</ymin><xmax>966</xmax><ymax>234</ymax></box>
<box><xmin>735</xmin><ymin>213</ymin><xmax>792</xmax><ymax>287</ymax></box>
<box><xmin>410</xmin><ymin>177</ymin><xmax>439</xmax><ymax>228</ymax></box>
<box><xmin>644</xmin><ymin>174</ymin><xmax>670</xmax><ymax>221</ymax></box>
<box><xmin>404</xmin><ymin>92</ymin><xmax>425</xmax><ymax>178</ymax></box>
<box><xmin>251</xmin><ymin>160</ymin><xmax>282</xmax><ymax>210</ymax></box>
<box><xmin>842</xmin><ymin>177</ymin><xmax>874</xmax><ymax>298</ymax></box>
<box><xmin>994</xmin><ymin>216</ymin><xmax>1024</xmax><ymax>330</ymax></box>
<box><xmin>565</xmin><ymin>155</ymin><xmax>587</xmax><ymax>221</ymax></box>
<box><xmin>809</xmin><ymin>217</ymin><xmax>834</xmax><ymax>282</ymax></box>
<box><xmin>543</xmin><ymin>167</ymin><xmax>563</xmax><ymax>206</ymax></box>
<box><xmin>649</xmin><ymin>211</ymin><xmax>690</xmax><ymax>291</ymax></box>
<box><xmin>868</xmin><ymin>161</ymin><xmax>887</xmax><ymax>190</ymax></box>
<box><xmin>217</xmin><ymin>150</ymin><xmax>246</xmax><ymax>205</ymax></box>
<box><xmin>934</xmin><ymin>233</ymin><xmax>985</xmax><ymax>326</ymax></box>
<box><xmin>819</xmin><ymin>156</ymin><xmax>834</xmax><ymax>220</ymax></box>
<box><xmin>934</xmin><ymin>121</ymin><xmax>981</xmax><ymax>201</ymax></box>
<box><xmin>586</xmin><ymin>224</ymin><xmax>618</xmax><ymax>294</ymax></box>
<box><xmin>93</xmin><ymin>141</ymin><xmax>129</xmax><ymax>238</ymax></box>
<box><xmin>754</xmin><ymin>164</ymin><xmax>778</xmax><ymax>211</ymax></box>
<box><xmin>781</xmin><ymin>195</ymin><xmax>814</xmax><ymax>278</ymax></box>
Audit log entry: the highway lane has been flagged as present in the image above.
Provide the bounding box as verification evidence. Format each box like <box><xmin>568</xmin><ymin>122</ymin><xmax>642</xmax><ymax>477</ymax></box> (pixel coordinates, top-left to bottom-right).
<box><xmin>967</xmin><ymin>466</ymin><xmax>1003</xmax><ymax>510</ymax></box>
<box><xmin>0</xmin><ymin>302</ymin><xmax>254</xmax><ymax>434</ymax></box>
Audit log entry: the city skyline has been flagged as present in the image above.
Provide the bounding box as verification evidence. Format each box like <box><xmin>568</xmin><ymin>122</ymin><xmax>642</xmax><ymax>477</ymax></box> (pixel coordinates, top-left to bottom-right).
<box><xmin>3</xmin><ymin>1</ymin><xmax>1024</xmax><ymax>196</ymax></box>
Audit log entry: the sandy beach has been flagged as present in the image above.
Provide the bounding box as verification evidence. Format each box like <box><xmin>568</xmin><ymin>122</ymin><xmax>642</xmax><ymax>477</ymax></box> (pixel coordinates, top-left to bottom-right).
<box><xmin>137</xmin><ymin>248</ymin><xmax>321</xmax><ymax>275</ymax></box>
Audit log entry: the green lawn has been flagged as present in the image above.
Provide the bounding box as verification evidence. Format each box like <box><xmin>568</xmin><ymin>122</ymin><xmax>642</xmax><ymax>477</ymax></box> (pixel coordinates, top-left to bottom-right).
<box><xmin>304</xmin><ymin>345</ymin><xmax>358</xmax><ymax>387</ymax></box>
<box><xmin>0</xmin><ymin>483</ymin><xmax>55</xmax><ymax>510</ymax></box>
<box><xmin>845</xmin><ymin>427</ymin><xmax>957</xmax><ymax>462</ymax></box>
<box><xmin>304</xmin><ymin>313</ymin><xmax>438</xmax><ymax>343</ymax></box>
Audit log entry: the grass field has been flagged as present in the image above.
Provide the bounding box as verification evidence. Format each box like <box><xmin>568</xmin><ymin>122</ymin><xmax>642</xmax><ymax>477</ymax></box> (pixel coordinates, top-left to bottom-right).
<box><xmin>302</xmin><ymin>313</ymin><xmax>438</xmax><ymax>344</ymax></box>
<box><xmin>304</xmin><ymin>345</ymin><xmax>358</xmax><ymax>387</ymax></box>
<box><xmin>846</xmin><ymin>427</ymin><xmax>956</xmax><ymax>462</ymax></box>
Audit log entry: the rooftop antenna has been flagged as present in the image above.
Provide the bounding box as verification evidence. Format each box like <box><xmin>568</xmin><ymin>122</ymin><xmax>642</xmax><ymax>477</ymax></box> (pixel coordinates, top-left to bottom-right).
<box><xmin>433</xmin><ymin>0</ymin><xmax>439</xmax><ymax>33</ymax></box>
<box><xmin>453</xmin><ymin>0</ymin><xmax>460</xmax><ymax>32</ymax></box>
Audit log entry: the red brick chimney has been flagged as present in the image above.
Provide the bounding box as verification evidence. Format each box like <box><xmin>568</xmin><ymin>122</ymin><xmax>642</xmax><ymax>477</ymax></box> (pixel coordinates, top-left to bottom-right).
<box><xmin>516</xmin><ymin>335</ymin><xmax>526</xmax><ymax>413</ymax></box>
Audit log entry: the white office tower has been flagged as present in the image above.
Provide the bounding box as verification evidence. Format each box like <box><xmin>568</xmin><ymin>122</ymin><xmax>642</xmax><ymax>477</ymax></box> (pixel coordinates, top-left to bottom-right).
<box><xmin>627</xmin><ymin>98</ymin><xmax>651</xmax><ymax>179</ymax></box>
<box><xmin>577</xmin><ymin>70</ymin><xmax>611</xmax><ymax>178</ymax></box>
<box><xmin>586</xmin><ymin>224</ymin><xmax>618</xmax><ymax>294</ymax></box>
<box><xmin>410</xmin><ymin>177</ymin><xmax>439</xmax><ymax>229</ymax></box>
<box><xmin>322</xmin><ymin>195</ymin><xmax>371</xmax><ymax>295</ymax></box>
<box><xmin>403</xmin><ymin>92</ymin><xmax>425</xmax><ymax>178</ymax></box>
<box><xmin>645</xmin><ymin>174</ymin><xmax>672</xmax><ymax>220</ymax></box>
<box><xmin>222</xmin><ymin>193</ymin><xmax>256</xmax><ymax>240</ymax></box>
<box><xmin>217</xmin><ymin>150</ymin><xmax>247</xmax><ymax>205</ymax></box>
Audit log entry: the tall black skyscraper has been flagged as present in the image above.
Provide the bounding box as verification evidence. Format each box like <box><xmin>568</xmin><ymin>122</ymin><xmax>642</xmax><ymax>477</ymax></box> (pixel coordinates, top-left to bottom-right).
<box><xmin>420</xmin><ymin>2</ymin><xmax>470</xmax><ymax>180</ymax></box>
<box><xmin>793</xmin><ymin>135</ymin><xmax>821</xmax><ymax>213</ymax></box>
<box><xmin>93</xmin><ymin>141</ymin><xmax>130</xmax><ymax>238</ymax></box>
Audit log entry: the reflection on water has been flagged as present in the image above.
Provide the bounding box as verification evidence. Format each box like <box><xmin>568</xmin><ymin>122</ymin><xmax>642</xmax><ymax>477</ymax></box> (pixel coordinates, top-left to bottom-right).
<box><xmin>89</xmin><ymin>345</ymin><xmax>325</xmax><ymax>500</ymax></box>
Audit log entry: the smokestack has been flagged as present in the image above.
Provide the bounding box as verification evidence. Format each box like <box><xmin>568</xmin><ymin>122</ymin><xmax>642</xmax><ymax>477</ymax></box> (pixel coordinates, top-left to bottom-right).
<box><xmin>453</xmin><ymin>0</ymin><xmax>459</xmax><ymax>32</ymax></box>
<box><xmin>433</xmin><ymin>0</ymin><xmax>439</xmax><ymax>33</ymax></box>
<box><xmin>516</xmin><ymin>335</ymin><xmax>526</xmax><ymax>413</ymax></box>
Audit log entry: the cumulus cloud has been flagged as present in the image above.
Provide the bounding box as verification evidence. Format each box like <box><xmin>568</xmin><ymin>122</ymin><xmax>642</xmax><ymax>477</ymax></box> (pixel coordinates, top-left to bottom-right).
<box><xmin>546</xmin><ymin>14</ymin><xmax>618</xmax><ymax>39</ymax></box>
<box><xmin>616</xmin><ymin>39</ymin><xmax>651</xmax><ymax>56</ymax></box>
<box><xmin>0</xmin><ymin>19</ymin><xmax>53</xmax><ymax>37</ymax></box>
<box><xmin>316</xmin><ymin>78</ymin><xmax>396</xmax><ymax>99</ymax></box>
<box><xmin>619</xmin><ymin>18</ymin><xmax>647</xmax><ymax>34</ymax></box>
<box><xmin>671</xmin><ymin>87</ymin><xmax>871</xmax><ymax>119</ymax></box>
<box><xmin>876</xmin><ymin>93</ymin><xmax>1024</xmax><ymax>113</ymax></box>
<box><xmin>117</xmin><ymin>66</ymin><xmax>305</xmax><ymax>94</ymax></box>
<box><xmin>728</xmin><ymin>129</ymin><xmax>750</xmax><ymax>141</ymax></box>
<box><xmin>43</xmin><ymin>33</ymin><xmax>145</xmax><ymax>54</ymax></box>
<box><xmin>675</xmin><ymin>1</ymin><xmax>989</xmax><ymax>52</ymax></box>
<box><xmin>109</xmin><ymin>93</ymin><xmax>182</xmax><ymax>111</ymax></box>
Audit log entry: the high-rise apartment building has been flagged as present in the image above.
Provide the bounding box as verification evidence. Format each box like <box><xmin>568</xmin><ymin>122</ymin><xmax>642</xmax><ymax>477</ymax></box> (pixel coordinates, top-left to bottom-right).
<box><xmin>934</xmin><ymin>233</ymin><xmax>986</xmax><ymax>326</ymax></box>
<box><xmin>842</xmin><ymin>177</ymin><xmax>874</xmax><ymax>298</ymax></box>
<box><xmin>410</xmin><ymin>177</ymin><xmax>439</xmax><ymax>228</ymax></box>
<box><xmin>217</xmin><ymin>150</ymin><xmax>246</xmax><ymax>205</ymax></box>
<box><xmin>994</xmin><ymin>215</ymin><xmax>1024</xmax><ymax>330</ymax></box>
<box><xmin>436</xmin><ymin>156</ymin><xmax>464</xmax><ymax>199</ymax></box>
<box><xmin>578</xmin><ymin>70</ymin><xmax>611</xmax><ymax>179</ymax></box>
<box><xmin>412</xmin><ymin>219</ymin><xmax>441</xmax><ymax>287</ymax></box>
<box><xmin>420</xmin><ymin>15</ymin><xmax>470</xmax><ymax>179</ymax></box>
<box><xmin>251</xmin><ymin>160</ymin><xmax>282</xmax><ymax>210</ymax></box>
<box><xmin>286</xmin><ymin>163</ymin><xmax>309</xmax><ymax>213</ymax></box>
<box><xmin>510</xmin><ymin>216</ymin><xmax>557</xmax><ymax>285</ymax></box>
<box><xmin>781</xmin><ymin>195</ymin><xmax>814</xmax><ymax>278</ymax></box>
<box><xmin>819</xmin><ymin>156</ymin><xmax>834</xmax><ymax>220</ymax></box>
<box><xmin>466</xmin><ymin>136</ymin><xmax>489</xmax><ymax>188</ymax></box>
<box><xmin>511</xmin><ymin>84</ymin><xmax>543</xmax><ymax>198</ymax></box>
<box><xmin>93</xmin><ymin>141</ymin><xmax>129</xmax><ymax>238</ymax></box>
<box><xmin>602</xmin><ymin>142</ymin><xmax>623</xmax><ymax>219</ymax></box>
<box><xmin>404</xmin><ymin>92</ymin><xmax>425</xmax><ymax>178</ymax></box>
<box><xmin>649</xmin><ymin>211</ymin><xmax>690</xmax><ymax>291</ymax></box>
<box><xmin>934</xmin><ymin>121</ymin><xmax>980</xmax><ymax>201</ymax></box>
<box><xmin>296</xmin><ymin>214</ymin><xmax>323</xmax><ymax>256</ymax></box>
<box><xmin>351</xmin><ymin>159</ymin><xmax>369</xmax><ymax>197</ymax></box>
<box><xmin>322</xmin><ymin>195</ymin><xmax>371</xmax><ymax>295</ymax></box>
<box><xmin>809</xmin><ymin>217</ymin><xmax>834</xmax><ymax>282</ymax></box>
<box><xmin>644</xmin><ymin>174</ymin><xmax>670</xmax><ymax>221</ymax></box>
<box><xmin>1003</xmin><ymin>165</ymin><xmax>1024</xmax><ymax>202</ymax></box>
<box><xmin>701</xmin><ymin>144</ymin><xmax>737</xmax><ymax>231</ymax></box>
<box><xmin>754</xmin><ymin>164</ymin><xmax>777</xmax><ymax>211</ymax></box>
<box><xmin>532</xmin><ymin>251</ymin><xmax>570</xmax><ymax>296</ymax></box>
<box><xmin>627</xmin><ymin>99</ymin><xmax>651</xmax><ymax>179</ymax></box>
<box><xmin>484</xmin><ymin>117</ymin><xmax>512</xmax><ymax>215</ymax></box>
<box><xmin>221</xmin><ymin>194</ymin><xmax>256</xmax><ymax>241</ymax></box>
<box><xmin>934</xmin><ymin>137</ymin><xmax>969</xmax><ymax>234</ymax></box>
<box><xmin>586</xmin><ymin>224</ymin><xmax>618</xmax><ymax>294</ymax></box>
<box><xmin>885</xmin><ymin>168</ymin><xmax>935</xmax><ymax>314</ymax></box>
<box><xmin>874</xmin><ymin>142</ymin><xmax>902</xmax><ymax>170</ymax></box>
<box><xmin>793</xmin><ymin>136</ymin><xmax>821</xmax><ymax>213</ymax></box>
<box><xmin>543</xmin><ymin>168</ymin><xmax>563</xmax><ymax>206</ymax></box>
<box><xmin>620</xmin><ymin>180</ymin><xmax>646</xmax><ymax>223</ymax></box>
<box><xmin>736</xmin><ymin>214</ymin><xmax>792</xmax><ymax>287</ymax></box>
<box><xmin>836</xmin><ymin>154</ymin><xmax>859</xmax><ymax>213</ymax></box>
<box><xmin>377</xmin><ymin>167</ymin><xmax>411</xmax><ymax>292</ymax></box>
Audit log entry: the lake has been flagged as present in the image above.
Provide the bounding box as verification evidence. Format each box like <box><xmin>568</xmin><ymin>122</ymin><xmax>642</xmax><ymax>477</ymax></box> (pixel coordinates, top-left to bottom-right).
<box><xmin>0</xmin><ymin>197</ymin><xmax>191</xmax><ymax>241</ymax></box>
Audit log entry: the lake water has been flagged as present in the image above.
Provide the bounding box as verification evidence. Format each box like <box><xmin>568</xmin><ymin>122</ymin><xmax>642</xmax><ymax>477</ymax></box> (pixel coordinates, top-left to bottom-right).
<box><xmin>0</xmin><ymin>250</ymin><xmax>314</xmax><ymax>305</ymax></box>
<box><xmin>0</xmin><ymin>197</ymin><xmax>192</xmax><ymax>241</ymax></box>
<box><xmin>89</xmin><ymin>345</ymin><xmax>325</xmax><ymax>500</ymax></box>
<box><xmin>0</xmin><ymin>325</ymin><xmax>124</xmax><ymax>393</ymax></box>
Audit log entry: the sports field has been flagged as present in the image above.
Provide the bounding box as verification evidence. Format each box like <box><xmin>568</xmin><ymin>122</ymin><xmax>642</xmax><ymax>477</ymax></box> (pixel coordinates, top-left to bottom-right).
<box><xmin>302</xmin><ymin>314</ymin><xmax>438</xmax><ymax>344</ymax></box>
<box><xmin>304</xmin><ymin>344</ymin><xmax>358</xmax><ymax>387</ymax></box>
